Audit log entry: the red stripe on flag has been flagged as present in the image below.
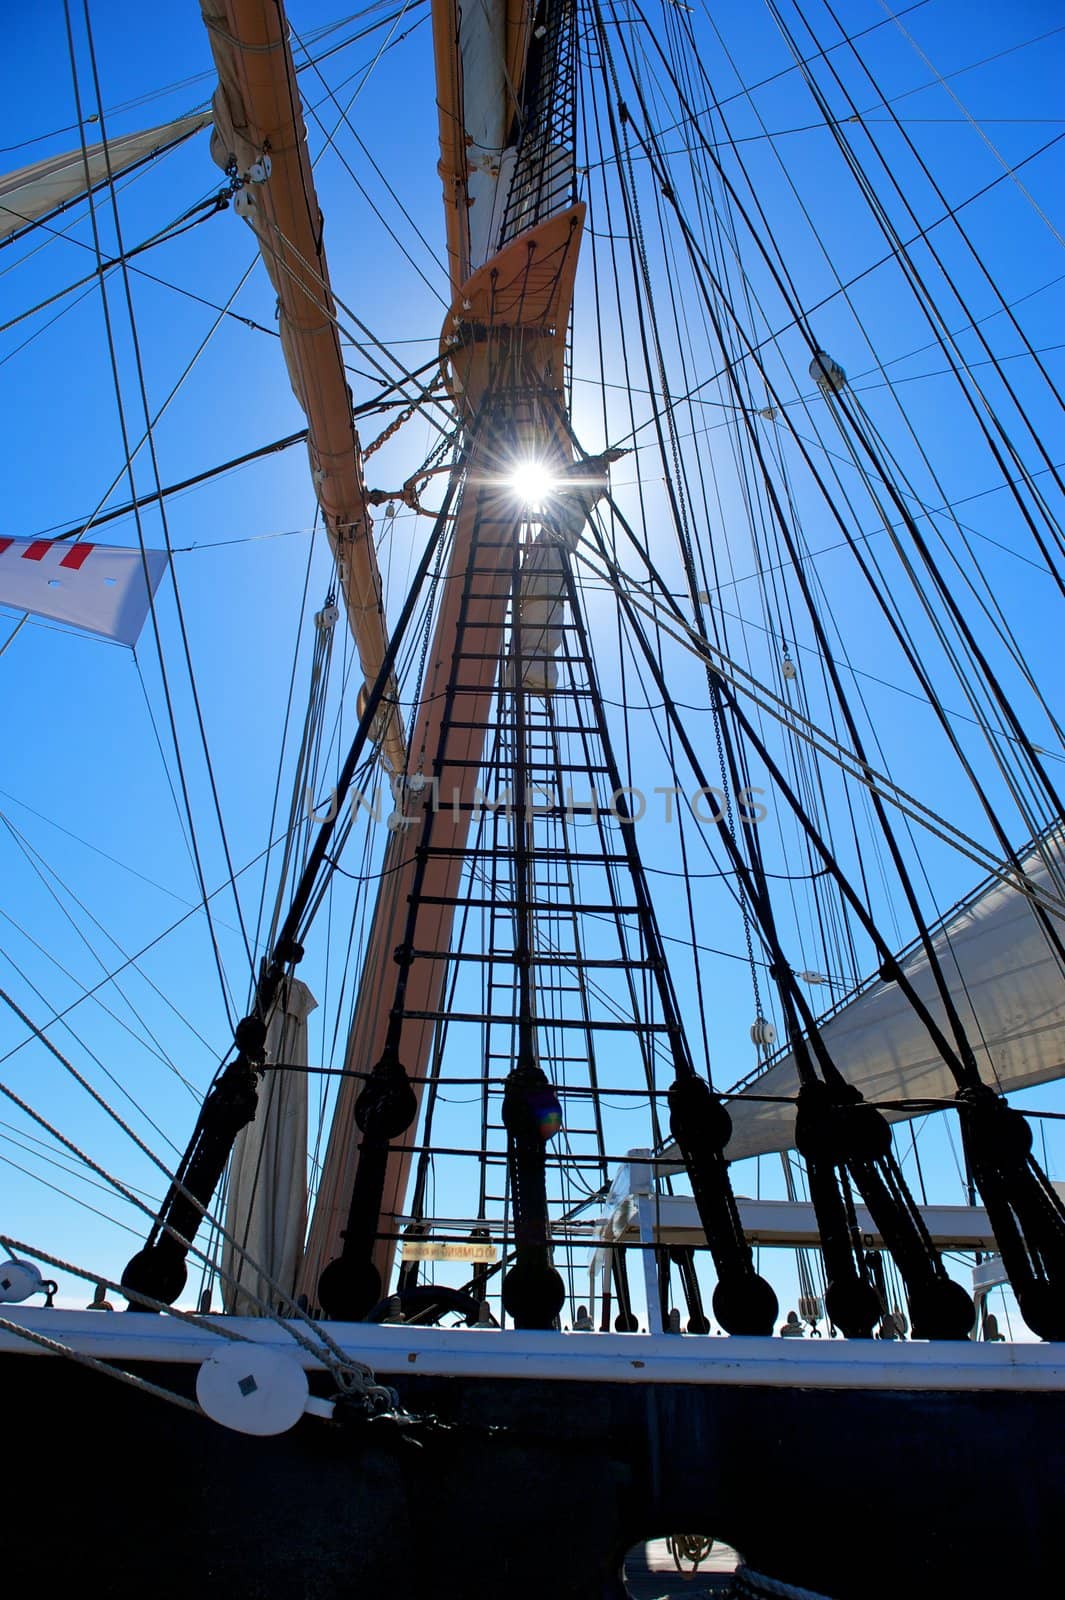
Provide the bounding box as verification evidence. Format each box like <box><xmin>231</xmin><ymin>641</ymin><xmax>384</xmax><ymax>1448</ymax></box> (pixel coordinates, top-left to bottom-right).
<box><xmin>59</xmin><ymin>543</ymin><xmax>94</xmax><ymax>571</ymax></box>
<box><xmin>22</xmin><ymin>541</ymin><xmax>51</xmax><ymax>562</ymax></box>
<box><xmin>0</xmin><ymin>539</ymin><xmax>11</xmax><ymax>557</ymax></box>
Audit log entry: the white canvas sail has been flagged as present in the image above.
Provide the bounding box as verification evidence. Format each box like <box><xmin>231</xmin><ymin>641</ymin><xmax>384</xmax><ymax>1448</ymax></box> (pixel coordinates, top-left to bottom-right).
<box><xmin>221</xmin><ymin>978</ymin><xmax>316</xmax><ymax>1315</ymax></box>
<box><xmin>0</xmin><ymin>538</ymin><xmax>168</xmax><ymax>646</ymax></box>
<box><xmin>0</xmin><ymin>113</ymin><xmax>210</xmax><ymax>241</ymax></box>
<box><xmin>462</xmin><ymin>0</ymin><xmax>518</xmax><ymax>272</ymax></box>
<box><xmin>432</xmin><ymin>0</ymin><xmax>535</xmax><ymax>285</ymax></box>
<box><xmin>721</xmin><ymin>833</ymin><xmax>1065</xmax><ymax>1161</ymax></box>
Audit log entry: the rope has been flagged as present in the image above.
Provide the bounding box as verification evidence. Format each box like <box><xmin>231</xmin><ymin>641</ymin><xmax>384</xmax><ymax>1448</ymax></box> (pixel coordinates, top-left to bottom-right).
<box><xmin>594</xmin><ymin>38</ymin><xmax>997</xmax><ymax>1091</ymax></box>
<box><xmin>0</xmin><ymin>1309</ymin><xmax>202</xmax><ymax>1414</ymax></box>
<box><xmin>0</xmin><ymin>990</ymin><xmax>369</xmax><ymax>1385</ymax></box>
<box><xmin>256</xmin><ymin>217</ymin><xmax>454</xmax><ymax>442</ymax></box>
<box><xmin>287</xmin><ymin>7</ymin><xmax>450</xmax><ymax>307</ymax></box>
<box><xmin>876</xmin><ymin>0</ymin><xmax>1065</xmax><ymax>252</ymax></box>
<box><xmin>74</xmin><ymin>0</ymin><xmax>258</xmax><ymax>993</ymax></box>
<box><xmin>1</xmin><ymin>1235</ymin><xmax>243</xmax><ymax>1341</ymax></box>
<box><xmin>0</xmin><ymin>814</ymin><xmax>204</xmax><ymax>1099</ymax></box>
<box><xmin>0</xmin><ymin>1234</ymin><xmax>380</xmax><ymax>1418</ymax></box>
<box><xmin>567</xmin><ymin>538</ymin><xmax>1065</xmax><ymax>920</ymax></box>
<box><xmin>731</xmin><ymin>1565</ymin><xmax>834</xmax><ymax>1600</ymax></box>
<box><xmin>0</xmin><ymin>192</ymin><xmax>229</xmax><ymax>337</ymax></box>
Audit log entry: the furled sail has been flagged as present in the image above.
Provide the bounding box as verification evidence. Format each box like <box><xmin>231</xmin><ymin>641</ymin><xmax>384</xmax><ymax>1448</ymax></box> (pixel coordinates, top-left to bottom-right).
<box><xmin>198</xmin><ymin>0</ymin><xmax>404</xmax><ymax>770</ymax></box>
<box><xmin>221</xmin><ymin>977</ymin><xmax>316</xmax><ymax>1314</ymax></box>
<box><xmin>431</xmin><ymin>0</ymin><xmax>533</xmax><ymax>290</ymax></box>
<box><xmin>722</xmin><ymin>832</ymin><xmax>1065</xmax><ymax>1162</ymax></box>
<box><xmin>0</xmin><ymin>112</ymin><xmax>210</xmax><ymax>242</ymax></box>
<box><xmin>0</xmin><ymin>537</ymin><xmax>168</xmax><ymax>646</ymax></box>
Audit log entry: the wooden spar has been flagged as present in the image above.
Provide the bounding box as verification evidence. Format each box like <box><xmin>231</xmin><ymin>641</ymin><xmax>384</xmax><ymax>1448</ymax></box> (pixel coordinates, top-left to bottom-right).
<box><xmin>300</xmin><ymin>204</ymin><xmax>586</xmax><ymax>1303</ymax></box>
<box><xmin>197</xmin><ymin>0</ymin><xmax>405</xmax><ymax>771</ymax></box>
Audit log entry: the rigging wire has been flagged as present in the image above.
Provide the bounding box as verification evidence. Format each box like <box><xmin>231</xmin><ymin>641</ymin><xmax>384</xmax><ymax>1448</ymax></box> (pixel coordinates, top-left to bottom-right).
<box><xmin>288</xmin><ymin>9</ymin><xmax>450</xmax><ymax>305</ymax></box>
<box><xmin>603</xmin><ymin>128</ymin><xmax>1065</xmax><ymax>455</ymax></box>
<box><xmin>591</xmin><ymin>17</ymin><xmax>1065</xmax><ymax>916</ymax></box>
<box><xmin>874</xmin><ymin>0</ymin><xmax>1065</xmax><ymax>252</ymax></box>
<box><xmin>75</xmin><ymin>0</ymin><xmax>259</xmax><ymax>989</ymax></box>
<box><xmin>0</xmin><ymin>189</ymin><xmax>229</xmax><ymax>336</ymax></box>
<box><xmin>6</xmin><ymin>0</ymin><xmax>1063</xmax><ymax>1331</ymax></box>
<box><xmin>566</xmin><ymin>533</ymin><xmax>1065</xmax><ymax>915</ymax></box>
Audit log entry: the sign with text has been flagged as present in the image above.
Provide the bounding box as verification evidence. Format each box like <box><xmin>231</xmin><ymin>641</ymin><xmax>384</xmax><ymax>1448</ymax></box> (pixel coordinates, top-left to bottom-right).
<box><xmin>400</xmin><ymin>1241</ymin><xmax>498</xmax><ymax>1263</ymax></box>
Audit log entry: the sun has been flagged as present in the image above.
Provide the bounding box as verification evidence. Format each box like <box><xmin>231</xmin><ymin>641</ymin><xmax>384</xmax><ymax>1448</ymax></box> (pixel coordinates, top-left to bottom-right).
<box><xmin>508</xmin><ymin>459</ymin><xmax>557</xmax><ymax>509</ymax></box>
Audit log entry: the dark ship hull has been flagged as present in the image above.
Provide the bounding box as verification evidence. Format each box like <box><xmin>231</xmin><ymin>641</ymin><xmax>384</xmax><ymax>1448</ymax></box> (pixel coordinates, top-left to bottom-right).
<box><xmin>4</xmin><ymin>1313</ymin><xmax>1062</xmax><ymax>1598</ymax></box>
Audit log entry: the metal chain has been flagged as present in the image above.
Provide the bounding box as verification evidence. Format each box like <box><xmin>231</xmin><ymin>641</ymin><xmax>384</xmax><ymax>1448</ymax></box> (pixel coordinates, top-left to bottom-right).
<box><xmin>363</xmin><ymin>382</ymin><xmax>442</xmax><ymax>460</ymax></box>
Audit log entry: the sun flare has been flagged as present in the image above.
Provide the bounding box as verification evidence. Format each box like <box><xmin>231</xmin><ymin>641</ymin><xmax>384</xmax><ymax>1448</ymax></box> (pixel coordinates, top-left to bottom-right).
<box><xmin>508</xmin><ymin>460</ymin><xmax>557</xmax><ymax>508</ymax></box>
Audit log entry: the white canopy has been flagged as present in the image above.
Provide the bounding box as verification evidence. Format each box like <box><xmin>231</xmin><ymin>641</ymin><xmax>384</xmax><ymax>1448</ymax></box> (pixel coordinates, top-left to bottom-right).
<box><xmin>222</xmin><ymin>978</ymin><xmax>316</xmax><ymax>1315</ymax></box>
<box><xmin>722</xmin><ymin>833</ymin><xmax>1065</xmax><ymax>1162</ymax></box>
<box><xmin>0</xmin><ymin>112</ymin><xmax>209</xmax><ymax>241</ymax></box>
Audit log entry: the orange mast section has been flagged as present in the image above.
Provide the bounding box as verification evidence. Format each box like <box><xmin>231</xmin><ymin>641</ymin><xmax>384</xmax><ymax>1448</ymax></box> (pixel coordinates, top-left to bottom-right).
<box><xmin>198</xmin><ymin>0</ymin><xmax>405</xmax><ymax>770</ymax></box>
<box><xmin>301</xmin><ymin>204</ymin><xmax>585</xmax><ymax>1302</ymax></box>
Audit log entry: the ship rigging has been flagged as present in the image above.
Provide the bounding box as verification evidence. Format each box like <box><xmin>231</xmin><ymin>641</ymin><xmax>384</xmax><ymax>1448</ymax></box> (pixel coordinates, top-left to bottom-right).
<box><xmin>2</xmin><ymin>1</ymin><xmax>1065</xmax><ymax>1595</ymax></box>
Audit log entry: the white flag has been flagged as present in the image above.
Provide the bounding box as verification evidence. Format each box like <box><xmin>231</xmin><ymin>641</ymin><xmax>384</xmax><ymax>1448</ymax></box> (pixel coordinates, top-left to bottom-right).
<box><xmin>0</xmin><ymin>538</ymin><xmax>169</xmax><ymax>646</ymax></box>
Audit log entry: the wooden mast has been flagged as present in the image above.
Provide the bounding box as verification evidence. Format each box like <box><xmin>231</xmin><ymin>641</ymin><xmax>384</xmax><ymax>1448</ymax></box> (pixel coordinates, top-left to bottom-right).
<box><xmin>300</xmin><ymin>0</ymin><xmax>585</xmax><ymax>1303</ymax></box>
<box><xmin>301</xmin><ymin>205</ymin><xmax>584</xmax><ymax>1301</ymax></box>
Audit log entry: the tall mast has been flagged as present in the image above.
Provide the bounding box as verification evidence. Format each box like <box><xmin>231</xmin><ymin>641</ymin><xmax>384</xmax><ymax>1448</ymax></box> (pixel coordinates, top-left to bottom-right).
<box><xmin>302</xmin><ymin>0</ymin><xmax>583</xmax><ymax>1304</ymax></box>
<box><xmin>302</xmin><ymin>0</ymin><xmax>776</xmax><ymax>1335</ymax></box>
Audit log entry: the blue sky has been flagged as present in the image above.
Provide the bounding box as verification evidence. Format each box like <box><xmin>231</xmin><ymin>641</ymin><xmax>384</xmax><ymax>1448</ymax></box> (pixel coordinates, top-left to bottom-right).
<box><xmin>1</xmin><ymin>0</ymin><xmax>1063</xmax><ymax>1335</ymax></box>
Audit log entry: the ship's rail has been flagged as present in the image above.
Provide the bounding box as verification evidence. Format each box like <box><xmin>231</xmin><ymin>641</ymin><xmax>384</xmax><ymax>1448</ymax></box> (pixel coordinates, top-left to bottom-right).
<box><xmin>2</xmin><ymin>1308</ymin><xmax>1062</xmax><ymax>1391</ymax></box>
